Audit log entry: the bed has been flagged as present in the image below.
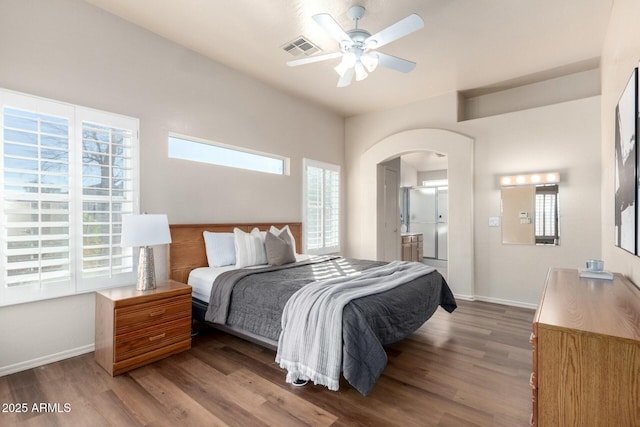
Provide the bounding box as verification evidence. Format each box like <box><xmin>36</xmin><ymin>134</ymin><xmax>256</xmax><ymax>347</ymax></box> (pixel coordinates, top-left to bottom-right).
<box><xmin>168</xmin><ymin>222</ymin><xmax>457</xmax><ymax>395</ymax></box>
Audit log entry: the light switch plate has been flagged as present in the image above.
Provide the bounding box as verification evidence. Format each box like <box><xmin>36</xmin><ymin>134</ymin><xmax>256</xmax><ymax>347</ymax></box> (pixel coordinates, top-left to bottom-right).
<box><xmin>489</xmin><ymin>217</ymin><xmax>501</xmax><ymax>227</ymax></box>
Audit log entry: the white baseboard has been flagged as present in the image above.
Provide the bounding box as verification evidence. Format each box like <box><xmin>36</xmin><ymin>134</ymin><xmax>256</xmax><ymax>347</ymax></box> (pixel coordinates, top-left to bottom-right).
<box><xmin>453</xmin><ymin>293</ymin><xmax>537</xmax><ymax>310</ymax></box>
<box><xmin>0</xmin><ymin>344</ymin><xmax>94</xmax><ymax>377</ymax></box>
<box><xmin>452</xmin><ymin>293</ymin><xmax>475</xmax><ymax>301</ymax></box>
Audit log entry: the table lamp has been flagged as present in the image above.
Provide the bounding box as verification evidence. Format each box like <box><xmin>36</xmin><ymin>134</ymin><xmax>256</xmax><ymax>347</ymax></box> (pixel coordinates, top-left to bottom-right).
<box><xmin>121</xmin><ymin>213</ymin><xmax>172</xmax><ymax>291</ymax></box>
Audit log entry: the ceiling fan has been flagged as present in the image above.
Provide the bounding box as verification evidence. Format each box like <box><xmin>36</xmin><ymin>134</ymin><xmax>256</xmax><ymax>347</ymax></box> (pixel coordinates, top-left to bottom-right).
<box><xmin>287</xmin><ymin>6</ymin><xmax>424</xmax><ymax>87</ymax></box>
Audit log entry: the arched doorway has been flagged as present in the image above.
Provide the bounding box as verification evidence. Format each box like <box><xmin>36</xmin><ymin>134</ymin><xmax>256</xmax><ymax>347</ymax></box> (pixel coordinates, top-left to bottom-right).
<box><xmin>348</xmin><ymin>128</ymin><xmax>474</xmax><ymax>298</ymax></box>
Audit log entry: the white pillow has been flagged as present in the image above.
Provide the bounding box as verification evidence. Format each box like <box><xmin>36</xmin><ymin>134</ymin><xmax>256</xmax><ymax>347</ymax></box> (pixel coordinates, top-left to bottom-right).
<box><xmin>269</xmin><ymin>225</ymin><xmax>297</xmax><ymax>254</ymax></box>
<box><xmin>234</xmin><ymin>227</ymin><xmax>268</xmax><ymax>268</ymax></box>
<box><xmin>203</xmin><ymin>231</ymin><xmax>236</xmax><ymax>267</ymax></box>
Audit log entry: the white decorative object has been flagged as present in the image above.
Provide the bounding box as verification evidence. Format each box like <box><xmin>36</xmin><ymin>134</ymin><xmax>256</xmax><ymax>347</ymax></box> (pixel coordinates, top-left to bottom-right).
<box><xmin>585</xmin><ymin>259</ymin><xmax>604</xmax><ymax>272</ymax></box>
<box><xmin>578</xmin><ymin>269</ymin><xmax>614</xmax><ymax>280</ymax></box>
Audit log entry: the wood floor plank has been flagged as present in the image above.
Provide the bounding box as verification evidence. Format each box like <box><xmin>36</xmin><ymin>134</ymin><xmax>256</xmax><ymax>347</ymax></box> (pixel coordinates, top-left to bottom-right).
<box><xmin>228</xmin><ymin>368</ymin><xmax>339</xmax><ymax>426</ymax></box>
<box><xmin>0</xmin><ymin>300</ymin><xmax>535</xmax><ymax>426</ymax></box>
<box><xmin>108</xmin><ymin>373</ymin><xmax>178</xmax><ymax>426</ymax></box>
<box><xmin>153</xmin><ymin>356</ymin><xmax>270</xmax><ymax>427</ymax></box>
<box><xmin>128</xmin><ymin>366</ymin><xmax>229</xmax><ymax>427</ymax></box>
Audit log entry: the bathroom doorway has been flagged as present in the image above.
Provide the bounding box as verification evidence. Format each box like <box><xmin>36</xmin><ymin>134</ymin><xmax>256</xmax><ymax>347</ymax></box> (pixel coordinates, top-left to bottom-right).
<box><xmin>399</xmin><ymin>151</ymin><xmax>448</xmax><ymax>278</ymax></box>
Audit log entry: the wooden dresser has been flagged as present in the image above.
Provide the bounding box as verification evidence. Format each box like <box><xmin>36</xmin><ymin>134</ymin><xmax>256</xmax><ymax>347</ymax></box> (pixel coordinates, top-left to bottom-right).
<box><xmin>401</xmin><ymin>233</ymin><xmax>423</xmax><ymax>261</ymax></box>
<box><xmin>95</xmin><ymin>280</ymin><xmax>192</xmax><ymax>376</ymax></box>
<box><xmin>531</xmin><ymin>268</ymin><xmax>640</xmax><ymax>426</ymax></box>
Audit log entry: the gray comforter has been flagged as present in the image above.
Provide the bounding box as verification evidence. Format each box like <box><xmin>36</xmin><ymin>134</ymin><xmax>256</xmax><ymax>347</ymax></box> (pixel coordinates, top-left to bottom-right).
<box><xmin>204</xmin><ymin>256</ymin><xmax>457</xmax><ymax>395</ymax></box>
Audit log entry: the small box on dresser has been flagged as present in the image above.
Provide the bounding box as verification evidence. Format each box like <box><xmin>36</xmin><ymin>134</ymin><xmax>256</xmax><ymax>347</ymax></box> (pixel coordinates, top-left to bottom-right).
<box><xmin>95</xmin><ymin>280</ymin><xmax>192</xmax><ymax>376</ymax></box>
<box><xmin>531</xmin><ymin>268</ymin><xmax>640</xmax><ymax>426</ymax></box>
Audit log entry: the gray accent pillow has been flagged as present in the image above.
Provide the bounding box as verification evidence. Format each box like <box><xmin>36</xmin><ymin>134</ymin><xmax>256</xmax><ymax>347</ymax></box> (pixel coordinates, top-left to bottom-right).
<box><xmin>265</xmin><ymin>230</ymin><xmax>296</xmax><ymax>266</ymax></box>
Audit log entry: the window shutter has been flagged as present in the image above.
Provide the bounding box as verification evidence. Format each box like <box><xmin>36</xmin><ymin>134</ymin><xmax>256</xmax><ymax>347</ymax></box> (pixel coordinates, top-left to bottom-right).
<box><xmin>79</xmin><ymin>119</ymin><xmax>135</xmax><ymax>286</ymax></box>
<box><xmin>306</xmin><ymin>165</ymin><xmax>323</xmax><ymax>251</ymax></box>
<box><xmin>535</xmin><ymin>184</ymin><xmax>559</xmax><ymax>244</ymax></box>
<box><xmin>303</xmin><ymin>159</ymin><xmax>340</xmax><ymax>254</ymax></box>
<box><xmin>323</xmin><ymin>168</ymin><xmax>340</xmax><ymax>249</ymax></box>
<box><xmin>2</xmin><ymin>106</ymin><xmax>73</xmax><ymax>292</ymax></box>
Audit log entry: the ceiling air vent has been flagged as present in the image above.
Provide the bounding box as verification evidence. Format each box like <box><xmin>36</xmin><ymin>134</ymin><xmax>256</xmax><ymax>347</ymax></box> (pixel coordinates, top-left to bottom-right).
<box><xmin>281</xmin><ymin>36</ymin><xmax>321</xmax><ymax>57</ymax></box>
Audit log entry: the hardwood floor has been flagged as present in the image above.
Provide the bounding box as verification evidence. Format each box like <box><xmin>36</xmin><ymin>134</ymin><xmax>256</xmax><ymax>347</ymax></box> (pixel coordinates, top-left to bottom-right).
<box><xmin>0</xmin><ymin>300</ymin><xmax>534</xmax><ymax>426</ymax></box>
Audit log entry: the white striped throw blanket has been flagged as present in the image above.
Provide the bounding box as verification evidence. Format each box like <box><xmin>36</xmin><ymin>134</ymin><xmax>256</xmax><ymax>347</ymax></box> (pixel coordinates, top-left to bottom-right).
<box><xmin>275</xmin><ymin>260</ymin><xmax>435</xmax><ymax>391</ymax></box>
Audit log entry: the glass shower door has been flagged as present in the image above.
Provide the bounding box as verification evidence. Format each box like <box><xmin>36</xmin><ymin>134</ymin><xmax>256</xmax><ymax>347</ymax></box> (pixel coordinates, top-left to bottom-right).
<box><xmin>408</xmin><ymin>187</ymin><xmax>436</xmax><ymax>258</ymax></box>
<box><xmin>436</xmin><ymin>187</ymin><xmax>448</xmax><ymax>261</ymax></box>
<box><xmin>406</xmin><ymin>186</ymin><xmax>448</xmax><ymax>260</ymax></box>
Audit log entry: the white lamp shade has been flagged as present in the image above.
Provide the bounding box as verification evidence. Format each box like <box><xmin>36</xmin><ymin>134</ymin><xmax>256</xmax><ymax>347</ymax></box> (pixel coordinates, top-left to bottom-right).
<box><xmin>121</xmin><ymin>214</ymin><xmax>172</xmax><ymax>247</ymax></box>
<box><xmin>361</xmin><ymin>52</ymin><xmax>378</xmax><ymax>72</ymax></box>
<box><xmin>334</xmin><ymin>52</ymin><xmax>356</xmax><ymax>77</ymax></box>
<box><xmin>354</xmin><ymin>61</ymin><xmax>368</xmax><ymax>81</ymax></box>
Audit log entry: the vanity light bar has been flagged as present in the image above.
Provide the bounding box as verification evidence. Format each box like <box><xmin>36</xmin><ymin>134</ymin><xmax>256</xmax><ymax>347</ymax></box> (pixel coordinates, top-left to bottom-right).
<box><xmin>500</xmin><ymin>172</ymin><xmax>560</xmax><ymax>186</ymax></box>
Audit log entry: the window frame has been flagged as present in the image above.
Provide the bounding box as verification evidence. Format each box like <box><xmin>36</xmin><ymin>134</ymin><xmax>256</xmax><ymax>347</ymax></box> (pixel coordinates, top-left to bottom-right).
<box><xmin>302</xmin><ymin>158</ymin><xmax>341</xmax><ymax>255</ymax></box>
<box><xmin>0</xmin><ymin>88</ymin><xmax>139</xmax><ymax>306</ymax></box>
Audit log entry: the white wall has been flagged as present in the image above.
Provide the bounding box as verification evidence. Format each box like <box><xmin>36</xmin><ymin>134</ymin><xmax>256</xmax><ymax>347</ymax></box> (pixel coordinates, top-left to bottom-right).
<box><xmin>345</xmin><ymin>90</ymin><xmax>601</xmax><ymax>307</ymax></box>
<box><xmin>601</xmin><ymin>0</ymin><xmax>640</xmax><ymax>285</ymax></box>
<box><xmin>400</xmin><ymin>159</ymin><xmax>418</xmax><ymax>187</ymax></box>
<box><xmin>418</xmin><ymin>170</ymin><xmax>448</xmax><ymax>184</ymax></box>
<box><xmin>463</xmin><ymin>97</ymin><xmax>601</xmax><ymax>305</ymax></box>
<box><xmin>0</xmin><ymin>0</ymin><xmax>343</xmax><ymax>374</ymax></box>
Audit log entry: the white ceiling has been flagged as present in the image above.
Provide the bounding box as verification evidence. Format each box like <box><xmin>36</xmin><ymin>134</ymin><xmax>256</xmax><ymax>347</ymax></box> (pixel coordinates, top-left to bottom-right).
<box><xmin>84</xmin><ymin>0</ymin><xmax>612</xmax><ymax>117</ymax></box>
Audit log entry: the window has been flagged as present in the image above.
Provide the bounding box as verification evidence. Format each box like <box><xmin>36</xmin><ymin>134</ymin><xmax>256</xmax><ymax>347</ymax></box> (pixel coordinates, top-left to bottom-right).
<box><xmin>1</xmin><ymin>89</ymin><xmax>139</xmax><ymax>306</ymax></box>
<box><xmin>168</xmin><ymin>133</ymin><xmax>288</xmax><ymax>175</ymax></box>
<box><xmin>303</xmin><ymin>159</ymin><xmax>340</xmax><ymax>254</ymax></box>
<box><xmin>535</xmin><ymin>184</ymin><xmax>559</xmax><ymax>245</ymax></box>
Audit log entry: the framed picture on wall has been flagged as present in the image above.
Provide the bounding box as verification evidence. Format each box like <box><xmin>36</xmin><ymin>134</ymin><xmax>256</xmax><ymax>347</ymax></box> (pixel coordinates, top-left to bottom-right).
<box><xmin>614</xmin><ymin>67</ymin><xmax>637</xmax><ymax>254</ymax></box>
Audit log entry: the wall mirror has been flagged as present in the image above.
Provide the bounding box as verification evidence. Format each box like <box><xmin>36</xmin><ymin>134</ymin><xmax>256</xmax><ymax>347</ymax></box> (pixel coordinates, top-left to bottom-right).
<box><xmin>501</xmin><ymin>180</ymin><xmax>559</xmax><ymax>246</ymax></box>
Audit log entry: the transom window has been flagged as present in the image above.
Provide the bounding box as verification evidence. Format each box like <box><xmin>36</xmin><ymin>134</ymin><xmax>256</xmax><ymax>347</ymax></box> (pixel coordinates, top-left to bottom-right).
<box><xmin>168</xmin><ymin>133</ymin><xmax>289</xmax><ymax>175</ymax></box>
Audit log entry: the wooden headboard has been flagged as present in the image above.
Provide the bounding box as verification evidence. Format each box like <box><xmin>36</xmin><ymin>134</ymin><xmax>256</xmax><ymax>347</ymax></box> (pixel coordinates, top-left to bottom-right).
<box><xmin>167</xmin><ymin>222</ymin><xmax>302</xmax><ymax>284</ymax></box>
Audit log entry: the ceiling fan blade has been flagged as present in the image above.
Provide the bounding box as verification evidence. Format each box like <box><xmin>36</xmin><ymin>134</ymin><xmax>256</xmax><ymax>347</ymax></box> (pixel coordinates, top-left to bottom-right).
<box><xmin>365</xmin><ymin>14</ymin><xmax>424</xmax><ymax>49</ymax></box>
<box><xmin>377</xmin><ymin>52</ymin><xmax>417</xmax><ymax>73</ymax></box>
<box><xmin>313</xmin><ymin>13</ymin><xmax>351</xmax><ymax>44</ymax></box>
<box><xmin>287</xmin><ymin>52</ymin><xmax>343</xmax><ymax>67</ymax></box>
<box><xmin>337</xmin><ymin>68</ymin><xmax>355</xmax><ymax>87</ymax></box>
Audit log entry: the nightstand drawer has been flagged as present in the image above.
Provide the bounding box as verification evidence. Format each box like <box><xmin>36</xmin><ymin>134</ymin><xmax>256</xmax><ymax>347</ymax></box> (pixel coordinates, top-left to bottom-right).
<box><xmin>115</xmin><ymin>295</ymin><xmax>191</xmax><ymax>332</ymax></box>
<box><xmin>114</xmin><ymin>316</ymin><xmax>191</xmax><ymax>361</ymax></box>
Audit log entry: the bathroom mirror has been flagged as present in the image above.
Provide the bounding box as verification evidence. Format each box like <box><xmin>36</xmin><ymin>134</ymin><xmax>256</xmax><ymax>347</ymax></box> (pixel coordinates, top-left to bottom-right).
<box><xmin>501</xmin><ymin>184</ymin><xmax>559</xmax><ymax>245</ymax></box>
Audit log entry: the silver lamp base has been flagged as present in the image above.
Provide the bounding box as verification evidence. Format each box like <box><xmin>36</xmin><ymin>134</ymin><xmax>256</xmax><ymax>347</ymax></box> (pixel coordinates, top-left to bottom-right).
<box><xmin>136</xmin><ymin>246</ymin><xmax>156</xmax><ymax>291</ymax></box>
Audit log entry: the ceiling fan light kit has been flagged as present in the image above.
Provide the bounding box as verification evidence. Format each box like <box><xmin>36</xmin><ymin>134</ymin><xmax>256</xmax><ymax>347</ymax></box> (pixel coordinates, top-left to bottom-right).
<box><xmin>287</xmin><ymin>5</ymin><xmax>424</xmax><ymax>87</ymax></box>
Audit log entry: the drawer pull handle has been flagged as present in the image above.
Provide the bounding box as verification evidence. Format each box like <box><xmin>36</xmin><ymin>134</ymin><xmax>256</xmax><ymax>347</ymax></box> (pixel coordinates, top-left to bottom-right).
<box><xmin>149</xmin><ymin>333</ymin><xmax>166</xmax><ymax>342</ymax></box>
<box><xmin>149</xmin><ymin>309</ymin><xmax>166</xmax><ymax>317</ymax></box>
<box><xmin>529</xmin><ymin>372</ymin><xmax>537</xmax><ymax>388</ymax></box>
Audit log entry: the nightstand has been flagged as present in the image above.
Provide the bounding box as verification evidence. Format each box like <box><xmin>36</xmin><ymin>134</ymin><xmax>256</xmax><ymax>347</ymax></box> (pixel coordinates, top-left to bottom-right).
<box><xmin>95</xmin><ymin>280</ymin><xmax>192</xmax><ymax>376</ymax></box>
